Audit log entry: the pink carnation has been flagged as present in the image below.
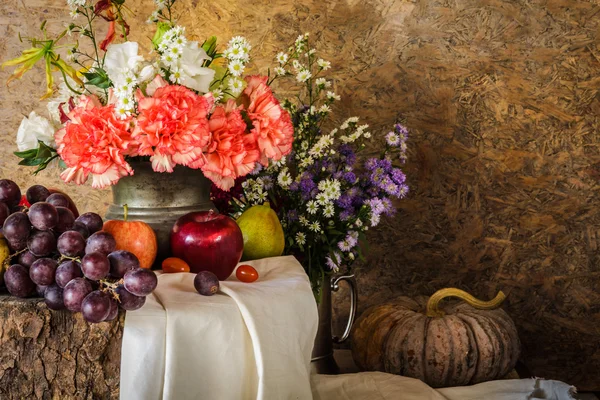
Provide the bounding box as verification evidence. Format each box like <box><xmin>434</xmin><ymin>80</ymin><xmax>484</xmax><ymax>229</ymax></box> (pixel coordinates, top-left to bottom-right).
<box><xmin>55</xmin><ymin>94</ymin><xmax>134</xmax><ymax>189</ymax></box>
<box><xmin>201</xmin><ymin>100</ymin><xmax>260</xmax><ymax>191</ymax></box>
<box><xmin>241</xmin><ymin>75</ymin><xmax>294</xmax><ymax>164</ymax></box>
<box><xmin>132</xmin><ymin>81</ymin><xmax>211</xmax><ymax>173</ymax></box>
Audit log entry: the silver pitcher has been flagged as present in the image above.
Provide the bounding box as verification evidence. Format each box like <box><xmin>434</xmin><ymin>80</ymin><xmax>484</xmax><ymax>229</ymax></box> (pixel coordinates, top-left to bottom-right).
<box><xmin>311</xmin><ymin>274</ymin><xmax>357</xmax><ymax>374</ymax></box>
<box><xmin>104</xmin><ymin>161</ymin><xmax>215</xmax><ymax>264</ymax></box>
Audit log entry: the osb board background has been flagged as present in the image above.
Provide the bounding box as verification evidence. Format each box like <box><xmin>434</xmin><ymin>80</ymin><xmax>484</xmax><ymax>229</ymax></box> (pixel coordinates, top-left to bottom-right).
<box><xmin>1</xmin><ymin>0</ymin><xmax>599</xmax><ymax>390</ymax></box>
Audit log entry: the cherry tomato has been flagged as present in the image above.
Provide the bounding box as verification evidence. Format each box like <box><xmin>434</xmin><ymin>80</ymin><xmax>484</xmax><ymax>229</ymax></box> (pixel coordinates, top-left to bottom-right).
<box><xmin>236</xmin><ymin>264</ymin><xmax>259</xmax><ymax>283</ymax></box>
<box><xmin>162</xmin><ymin>257</ymin><xmax>191</xmax><ymax>273</ymax></box>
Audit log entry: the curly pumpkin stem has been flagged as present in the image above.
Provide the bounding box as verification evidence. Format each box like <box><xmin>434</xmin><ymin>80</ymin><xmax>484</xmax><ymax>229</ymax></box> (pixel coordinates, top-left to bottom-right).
<box><xmin>425</xmin><ymin>288</ymin><xmax>506</xmax><ymax>317</ymax></box>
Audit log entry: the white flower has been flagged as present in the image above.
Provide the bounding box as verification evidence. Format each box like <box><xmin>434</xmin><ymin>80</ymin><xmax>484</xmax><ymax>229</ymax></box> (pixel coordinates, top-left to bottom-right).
<box><xmin>315</xmin><ymin>78</ymin><xmax>331</xmax><ymax>88</ymax></box>
<box><xmin>147</xmin><ymin>10</ymin><xmax>160</xmax><ymax>23</ymax></box>
<box><xmin>319</xmin><ymin>104</ymin><xmax>331</xmax><ymax>114</ymax></box>
<box><xmin>348</xmin><ymin>252</ymin><xmax>355</xmax><ymax>261</ymax></box>
<box><xmin>212</xmin><ymin>88</ymin><xmax>224</xmax><ymax>102</ymax></box>
<box><xmin>228</xmin><ymin>36</ymin><xmax>248</xmax><ymax>48</ymax></box>
<box><xmin>274</xmin><ymin>67</ymin><xmax>286</xmax><ymax>76</ymax></box>
<box><xmin>338</xmin><ymin>239</ymin><xmax>354</xmax><ymax>252</ymax></box>
<box><xmin>295</xmin><ymin>232</ymin><xmax>306</xmax><ymax>246</ymax></box>
<box><xmin>292</xmin><ymin>60</ymin><xmax>302</xmax><ymax>71</ymax></box>
<box><xmin>299</xmin><ymin>156</ymin><xmax>314</xmax><ymax>168</ymax></box>
<box><xmin>16</xmin><ymin>112</ymin><xmax>56</xmax><ymax>151</ymax></box>
<box><xmin>228</xmin><ymin>59</ymin><xmax>245</xmax><ymax>77</ymax></box>
<box><xmin>355</xmin><ymin>219</ymin><xmax>363</xmax><ymax>228</ymax></box>
<box><xmin>307</xmin><ymin>48</ymin><xmax>316</xmax><ymax>56</ymax></box>
<box><xmin>317</xmin><ymin>58</ymin><xmax>331</xmax><ymax>70</ymax></box>
<box><xmin>363</xmin><ymin>132</ymin><xmax>372</xmax><ymax>139</ymax></box>
<box><xmin>296</xmin><ymin>70</ymin><xmax>312</xmax><ymax>83</ymax></box>
<box><xmin>306</xmin><ymin>201</ymin><xmax>319</xmax><ymax>214</ymax></box>
<box><xmin>347</xmin><ymin>117</ymin><xmax>359</xmax><ymax>123</ymax></box>
<box><xmin>154</xmin><ymin>0</ymin><xmax>166</xmax><ymax>9</ymax></box>
<box><xmin>326</xmin><ymin>91</ymin><xmax>341</xmax><ymax>101</ymax></box>
<box><xmin>276</xmin><ymin>52</ymin><xmax>288</xmax><ymax>64</ymax></box>
<box><xmin>277</xmin><ymin>169</ymin><xmax>292</xmax><ymax>188</ymax></box>
<box><xmin>309</xmin><ymin>221</ymin><xmax>322</xmax><ymax>233</ymax></box>
<box><xmin>169</xmin><ymin>66</ymin><xmax>183</xmax><ymax>84</ymax></box>
<box><xmin>323</xmin><ymin>203</ymin><xmax>335</xmax><ymax>218</ymax></box>
<box><xmin>315</xmin><ymin>192</ymin><xmax>329</xmax><ymax>205</ymax></box>
<box><xmin>138</xmin><ymin>64</ymin><xmax>157</xmax><ymax>83</ymax></box>
<box><xmin>67</xmin><ymin>0</ymin><xmax>86</xmax><ymax>10</ymax></box>
<box><xmin>104</xmin><ymin>42</ymin><xmax>144</xmax><ymax>79</ymax></box>
<box><xmin>370</xmin><ymin>213</ymin><xmax>381</xmax><ymax>227</ymax></box>
<box><xmin>299</xmin><ymin>216</ymin><xmax>309</xmax><ymax>226</ymax></box>
<box><xmin>228</xmin><ymin>78</ymin><xmax>244</xmax><ymax>96</ymax></box>
<box><xmin>178</xmin><ymin>41</ymin><xmax>215</xmax><ymax>93</ymax></box>
<box><xmin>115</xmin><ymin>106</ymin><xmax>132</xmax><ymax>119</ymax></box>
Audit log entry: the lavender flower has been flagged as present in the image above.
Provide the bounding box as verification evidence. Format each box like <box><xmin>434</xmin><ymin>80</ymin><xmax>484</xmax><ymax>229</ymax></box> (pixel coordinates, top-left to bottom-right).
<box><xmin>390</xmin><ymin>168</ymin><xmax>406</xmax><ymax>185</ymax></box>
<box><xmin>381</xmin><ymin>197</ymin><xmax>396</xmax><ymax>216</ymax></box>
<box><xmin>366</xmin><ymin>197</ymin><xmax>385</xmax><ymax>215</ymax></box>
<box><xmin>365</xmin><ymin>158</ymin><xmax>378</xmax><ymax>171</ymax></box>
<box><xmin>287</xmin><ymin>209</ymin><xmax>299</xmax><ymax>221</ymax></box>
<box><xmin>325</xmin><ymin>251</ymin><xmax>342</xmax><ymax>270</ymax></box>
<box><xmin>289</xmin><ymin>181</ymin><xmax>300</xmax><ymax>191</ymax></box>
<box><xmin>385</xmin><ymin>131</ymin><xmax>400</xmax><ymax>146</ymax></box>
<box><xmin>343</xmin><ymin>171</ymin><xmax>356</xmax><ymax>183</ymax></box>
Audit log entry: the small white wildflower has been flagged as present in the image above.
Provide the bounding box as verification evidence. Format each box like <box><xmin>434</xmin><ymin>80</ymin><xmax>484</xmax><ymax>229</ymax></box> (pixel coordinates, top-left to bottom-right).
<box><xmin>315</xmin><ymin>192</ymin><xmax>329</xmax><ymax>205</ymax></box>
<box><xmin>326</xmin><ymin>91</ymin><xmax>341</xmax><ymax>101</ymax></box>
<box><xmin>147</xmin><ymin>10</ymin><xmax>160</xmax><ymax>23</ymax></box>
<box><xmin>228</xmin><ymin>78</ymin><xmax>244</xmax><ymax>96</ymax></box>
<box><xmin>300</xmin><ymin>141</ymin><xmax>309</xmax><ymax>150</ymax></box>
<box><xmin>228</xmin><ymin>59</ymin><xmax>245</xmax><ymax>77</ymax></box>
<box><xmin>274</xmin><ymin>66</ymin><xmax>286</xmax><ymax>76</ymax></box>
<box><xmin>363</xmin><ymin>132</ymin><xmax>372</xmax><ymax>138</ymax></box>
<box><xmin>276</xmin><ymin>52</ymin><xmax>288</xmax><ymax>64</ymax></box>
<box><xmin>292</xmin><ymin>59</ymin><xmax>302</xmax><ymax>71</ymax></box>
<box><xmin>323</xmin><ymin>203</ymin><xmax>335</xmax><ymax>218</ymax></box>
<box><xmin>154</xmin><ymin>0</ymin><xmax>166</xmax><ymax>10</ymax></box>
<box><xmin>296</xmin><ymin>70</ymin><xmax>311</xmax><ymax>83</ymax></box>
<box><xmin>309</xmin><ymin>221</ymin><xmax>321</xmax><ymax>233</ymax></box>
<box><xmin>212</xmin><ymin>88</ymin><xmax>224</xmax><ymax>102</ymax></box>
<box><xmin>348</xmin><ymin>252</ymin><xmax>355</xmax><ymax>261</ymax></box>
<box><xmin>67</xmin><ymin>0</ymin><xmax>86</xmax><ymax>10</ymax></box>
<box><xmin>347</xmin><ymin>117</ymin><xmax>359</xmax><ymax>123</ymax></box>
<box><xmin>355</xmin><ymin>219</ymin><xmax>363</xmax><ymax>228</ymax></box>
<box><xmin>299</xmin><ymin>156</ymin><xmax>314</xmax><ymax>168</ymax></box>
<box><xmin>277</xmin><ymin>169</ymin><xmax>292</xmax><ymax>188</ymax></box>
<box><xmin>169</xmin><ymin>67</ymin><xmax>183</xmax><ymax>83</ymax></box>
<box><xmin>370</xmin><ymin>213</ymin><xmax>381</xmax><ymax>227</ymax></box>
<box><xmin>306</xmin><ymin>200</ymin><xmax>319</xmax><ymax>214</ymax></box>
<box><xmin>319</xmin><ymin>104</ymin><xmax>331</xmax><ymax>114</ymax></box>
<box><xmin>299</xmin><ymin>216</ymin><xmax>309</xmax><ymax>226</ymax></box>
<box><xmin>295</xmin><ymin>232</ymin><xmax>306</xmax><ymax>246</ymax></box>
<box><xmin>317</xmin><ymin>59</ymin><xmax>331</xmax><ymax>70</ymax></box>
<box><xmin>315</xmin><ymin>77</ymin><xmax>331</xmax><ymax>88</ymax></box>
<box><xmin>307</xmin><ymin>48</ymin><xmax>317</xmax><ymax>56</ymax></box>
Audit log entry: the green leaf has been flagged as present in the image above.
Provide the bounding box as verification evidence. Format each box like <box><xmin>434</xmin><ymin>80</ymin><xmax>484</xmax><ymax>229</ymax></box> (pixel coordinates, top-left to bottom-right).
<box><xmin>35</xmin><ymin>142</ymin><xmax>53</xmax><ymax>159</ymax></box>
<box><xmin>58</xmin><ymin>158</ymin><xmax>67</xmax><ymax>169</ymax></box>
<box><xmin>202</xmin><ymin>36</ymin><xmax>218</xmax><ymax>60</ymax></box>
<box><xmin>13</xmin><ymin>149</ymin><xmax>38</xmax><ymax>159</ymax></box>
<box><xmin>82</xmin><ymin>68</ymin><xmax>111</xmax><ymax>89</ymax></box>
<box><xmin>18</xmin><ymin>158</ymin><xmax>43</xmax><ymax>166</ymax></box>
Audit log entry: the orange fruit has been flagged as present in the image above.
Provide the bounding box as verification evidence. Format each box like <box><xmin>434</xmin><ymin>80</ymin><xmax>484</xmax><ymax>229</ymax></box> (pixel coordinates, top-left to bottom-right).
<box><xmin>162</xmin><ymin>257</ymin><xmax>191</xmax><ymax>273</ymax></box>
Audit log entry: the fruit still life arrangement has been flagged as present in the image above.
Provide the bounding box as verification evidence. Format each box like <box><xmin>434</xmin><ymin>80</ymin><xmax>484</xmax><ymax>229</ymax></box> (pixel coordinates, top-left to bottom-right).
<box><xmin>0</xmin><ymin>179</ymin><xmax>157</xmax><ymax>323</ymax></box>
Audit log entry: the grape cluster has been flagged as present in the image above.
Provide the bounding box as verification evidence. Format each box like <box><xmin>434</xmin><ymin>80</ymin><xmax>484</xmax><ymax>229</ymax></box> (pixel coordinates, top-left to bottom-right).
<box><xmin>0</xmin><ymin>180</ymin><xmax>157</xmax><ymax>323</ymax></box>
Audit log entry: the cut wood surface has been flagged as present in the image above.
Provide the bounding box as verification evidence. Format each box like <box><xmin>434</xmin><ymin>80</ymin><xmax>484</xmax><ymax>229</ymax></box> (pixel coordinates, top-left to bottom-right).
<box><xmin>0</xmin><ymin>295</ymin><xmax>122</xmax><ymax>399</ymax></box>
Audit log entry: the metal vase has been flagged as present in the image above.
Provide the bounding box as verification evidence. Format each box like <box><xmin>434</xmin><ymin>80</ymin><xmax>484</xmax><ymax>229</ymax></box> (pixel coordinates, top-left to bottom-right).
<box><xmin>311</xmin><ymin>274</ymin><xmax>358</xmax><ymax>374</ymax></box>
<box><xmin>104</xmin><ymin>161</ymin><xmax>215</xmax><ymax>264</ymax></box>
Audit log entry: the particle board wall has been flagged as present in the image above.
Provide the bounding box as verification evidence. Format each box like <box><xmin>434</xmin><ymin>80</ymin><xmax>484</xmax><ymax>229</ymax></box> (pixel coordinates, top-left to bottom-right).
<box><xmin>1</xmin><ymin>0</ymin><xmax>599</xmax><ymax>390</ymax></box>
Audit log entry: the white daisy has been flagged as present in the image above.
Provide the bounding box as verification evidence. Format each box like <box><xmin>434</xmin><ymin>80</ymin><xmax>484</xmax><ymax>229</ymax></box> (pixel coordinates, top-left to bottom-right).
<box><xmin>228</xmin><ymin>78</ymin><xmax>244</xmax><ymax>96</ymax></box>
<box><xmin>309</xmin><ymin>221</ymin><xmax>321</xmax><ymax>233</ymax></box>
<box><xmin>228</xmin><ymin>59</ymin><xmax>245</xmax><ymax>77</ymax></box>
<box><xmin>295</xmin><ymin>232</ymin><xmax>306</xmax><ymax>246</ymax></box>
<box><xmin>299</xmin><ymin>216</ymin><xmax>309</xmax><ymax>226</ymax></box>
<box><xmin>274</xmin><ymin>66</ymin><xmax>286</xmax><ymax>76</ymax></box>
<box><xmin>277</xmin><ymin>169</ymin><xmax>292</xmax><ymax>188</ymax></box>
<box><xmin>319</xmin><ymin>104</ymin><xmax>331</xmax><ymax>114</ymax></box>
<box><xmin>326</xmin><ymin>91</ymin><xmax>341</xmax><ymax>101</ymax></box>
<box><xmin>276</xmin><ymin>52</ymin><xmax>288</xmax><ymax>64</ymax></box>
<box><xmin>317</xmin><ymin>59</ymin><xmax>331</xmax><ymax>70</ymax></box>
<box><xmin>323</xmin><ymin>203</ymin><xmax>335</xmax><ymax>218</ymax></box>
<box><xmin>306</xmin><ymin>200</ymin><xmax>319</xmax><ymax>214</ymax></box>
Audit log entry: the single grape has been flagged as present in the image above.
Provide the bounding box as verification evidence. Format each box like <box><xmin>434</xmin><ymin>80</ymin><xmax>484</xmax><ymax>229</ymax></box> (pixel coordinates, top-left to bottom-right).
<box><xmin>123</xmin><ymin>268</ymin><xmax>157</xmax><ymax>297</ymax></box>
<box><xmin>28</xmin><ymin>202</ymin><xmax>58</xmax><ymax>231</ymax></box>
<box><xmin>29</xmin><ymin>258</ymin><xmax>58</xmax><ymax>286</ymax></box>
<box><xmin>18</xmin><ymin>251</ymin><xmax>38</xmax><ymax>268</ymax></box>
<box><xmin>0</xmin><ymin>179</ymin><xmax>21</xmax><ymax>208</ymax></box>
<box><xmin>55</xmin><ymin>207</ymin><xmax>75</xmax><ymax>234</ymax></box>
<box><xmin>36</xmin><ymin>284</ymin><xmax>48</xmax><ymax>297</ymax></box>
<box><xmin>81</xmin><ymin>252</ymin><xmax>110</xmax><ymax>281</ymax></box>
<box><xmin>57</xmin><ymin>230</ymin><xmax>85</xmax><ymax>257</ymax></box>
<box><xmin>3</xmin><ymin>212</ymin><xmax>31</xmax><ymax>250</ymax></box>
<box><xmin>44</xmin><ymin>284</ymin><xmax>65</xmax><ymax>310</ymax></box>
<box><xmin>81</xmin><ymin>291</ymin><xmax>111</xmax><ymax>323</ymax></box>
<box><xmin>75</xmin><ymin>212</ymin><xmax>103</xmax><ymax>235</ymax></box>
<box><xmin>63</xmin><ymin>278</ymin><xmax>92</xmax><ymax>312</ymax></box>
<box><xmin>115</xmin><ymin>285</ymin><xmax>146</xmax><ymax>310</ymax></box>
<box><xmin>85</xmin><ymin>231</ymin><xmax>116</xmax><ymax>256</ymax></box>
<box><xmin>55</xmin><ymin>261</ymin><xmax>83</xmax><ymax>288</ymax></box>
<box><xmin>27</xmin><ymin>230</ymin><xmax>57</xmax><ymax>257</ymax></box>
<box><xmin>26</xmin><ymin>185</ymin><xmax>50</xmax><ymax>204</ymax></box>
<box><xmin>46</xmin><ymin>193</ymin><xmax>69</xmax><ymax>208</ymax></box>
<box><xmin>70</xmin><ymin>222</ymin><xmax>90</xmax><ymax>239</ymax></box>
<box><xmin>104</xmin><ymin>298</ymin><xmax>119</xmax><ymax>321</ymax></box>
<box><xmin>0</xmin><ymin>201</ymin><xmax>10</xmax><ymax>226</ymax></box>
<box><xmin>108</xmin><ymin>250</ymin><xmax>140</xmax><ymax>278</ymax></box>
<box><xmin>4</xmin><ymin>264</ymin><xmax>34</xmax><ymax>298</ymax></box>
<box><xmin>194</xmin><ymin>271</ymin><xmax>220</xmax><ymax>296</ymax></box>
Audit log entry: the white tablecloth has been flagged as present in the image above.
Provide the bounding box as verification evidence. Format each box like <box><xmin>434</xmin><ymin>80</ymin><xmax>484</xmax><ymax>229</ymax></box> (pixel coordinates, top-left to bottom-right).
<box><xmin>120</xmin><ymin>256</ymin><xmax>318</xmax><ymax>400</ymax></box>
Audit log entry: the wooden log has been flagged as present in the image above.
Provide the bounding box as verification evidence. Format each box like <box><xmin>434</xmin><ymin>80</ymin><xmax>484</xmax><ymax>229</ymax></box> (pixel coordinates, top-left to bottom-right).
<box><xmin>0</xmin><ymin>295</ymin><xmax>122</xmax><ymax>399</ymax></box>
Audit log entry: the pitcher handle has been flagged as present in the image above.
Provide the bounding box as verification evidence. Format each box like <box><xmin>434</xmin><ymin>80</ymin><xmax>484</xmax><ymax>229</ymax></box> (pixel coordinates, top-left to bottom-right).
<box><xmin>331</xmin><ymin>274</ymin><xmax>357</xmax><ymax>344</ymax></box>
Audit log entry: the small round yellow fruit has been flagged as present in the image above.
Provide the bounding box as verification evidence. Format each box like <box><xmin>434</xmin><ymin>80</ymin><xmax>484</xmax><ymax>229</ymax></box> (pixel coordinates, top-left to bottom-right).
<box><xmin>0</xmin><ymin>237</ymin><xmax>10</xmax><ymax>286</ymax></box>
<box><xmin>236</xmin><ymin>203</ymin><xmax>285</xmax><ymax>261</ymax></box>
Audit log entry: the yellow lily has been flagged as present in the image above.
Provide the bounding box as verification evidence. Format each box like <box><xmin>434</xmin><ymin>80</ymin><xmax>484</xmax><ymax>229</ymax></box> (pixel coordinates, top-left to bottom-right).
<box><xmin>2</xmin><ymin>45</ymin><xmax>48</xmax><ymax>84</ymax></box>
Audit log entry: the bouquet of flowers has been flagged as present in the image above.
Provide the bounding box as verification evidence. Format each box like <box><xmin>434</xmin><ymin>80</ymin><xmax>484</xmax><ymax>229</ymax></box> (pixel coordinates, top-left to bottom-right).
<box><xmin>215</xmin><ymin>34</ymin><xmax>409</xmax><ymax>292</ymax></box>
<box><xmin>3</xmin><ymin>0</ymin><xmax>293</xmax><ymax>190</ymax></box>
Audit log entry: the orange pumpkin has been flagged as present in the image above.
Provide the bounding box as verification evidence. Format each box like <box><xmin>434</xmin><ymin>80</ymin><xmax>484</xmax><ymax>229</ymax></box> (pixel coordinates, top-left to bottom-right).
<box><xmin>351</xmin><ymin>288</ymin><xmax>520</xmax><ymax>388</ymax></box>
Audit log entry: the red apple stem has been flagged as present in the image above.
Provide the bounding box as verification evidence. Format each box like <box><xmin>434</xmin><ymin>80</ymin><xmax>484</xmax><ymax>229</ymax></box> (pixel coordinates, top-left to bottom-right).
<box><xmin>123</xmin><ymin>204</ymin><xmax>128</xmax><ymax>222</ymax></box>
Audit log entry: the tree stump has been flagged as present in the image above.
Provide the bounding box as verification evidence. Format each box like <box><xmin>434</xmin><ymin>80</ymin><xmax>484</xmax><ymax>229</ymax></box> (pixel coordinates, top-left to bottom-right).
<box><xmin>0</xmin><ymin>295</ymin><xmax>123</xmax><ymax>399</ymax></box>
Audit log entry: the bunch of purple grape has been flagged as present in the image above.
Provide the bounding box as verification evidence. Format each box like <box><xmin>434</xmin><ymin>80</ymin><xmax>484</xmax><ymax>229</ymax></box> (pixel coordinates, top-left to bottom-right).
<box><xmin>0</xmin><ymin>179</ymin><xmax>157</xmax><ymax>323</ymax></box>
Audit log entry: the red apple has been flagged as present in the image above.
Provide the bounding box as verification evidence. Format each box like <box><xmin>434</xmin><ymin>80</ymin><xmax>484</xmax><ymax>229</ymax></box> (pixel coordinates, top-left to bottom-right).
<box><xmin>48</xmin><ymin>188</ymin><xmax>79</xmax><ymax>218</ymax></box>
<box><xmin>103</xmin><ymin>205</ymin><xmax>158</xmax><ymax>269</ymax></box>
<box><xmin>170</xmin><ymin>210</ymin><xmax>243</xmax><ymax>280</ymax></box>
